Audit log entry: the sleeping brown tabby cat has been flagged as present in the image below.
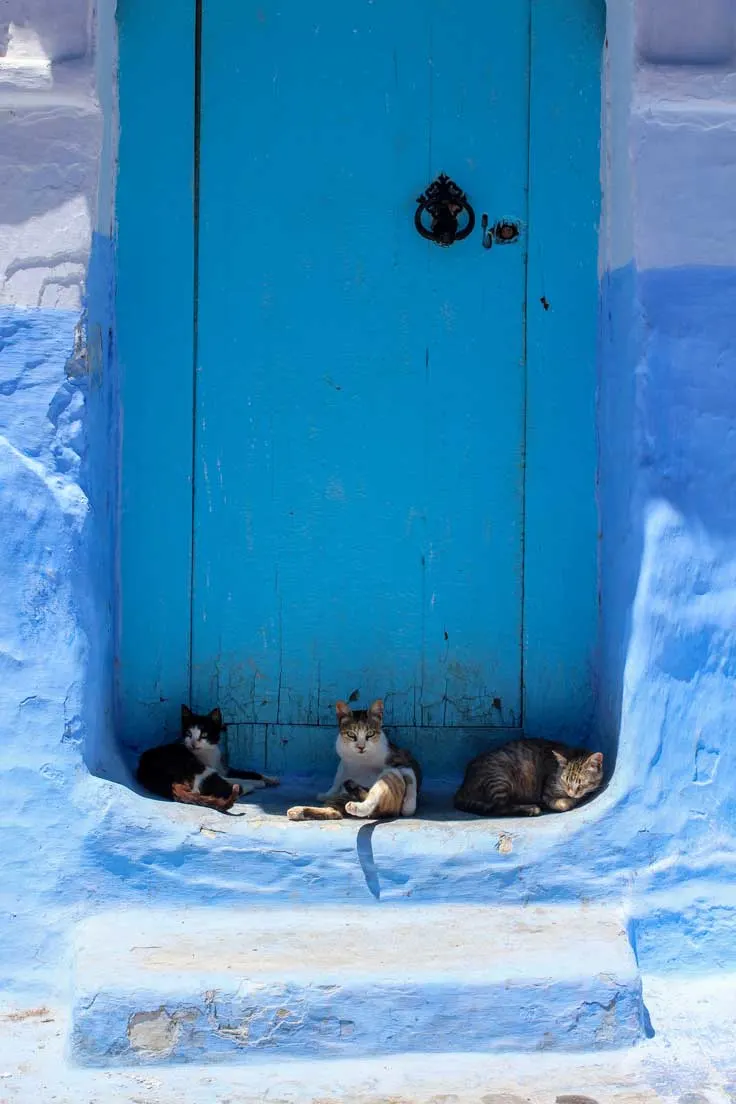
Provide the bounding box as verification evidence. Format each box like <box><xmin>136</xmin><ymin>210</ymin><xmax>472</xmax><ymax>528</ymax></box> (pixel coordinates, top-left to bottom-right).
<box><xmin>454</xmin><ymin>737</ymin><xmax>603</xmax><ymax>816</ymax></box>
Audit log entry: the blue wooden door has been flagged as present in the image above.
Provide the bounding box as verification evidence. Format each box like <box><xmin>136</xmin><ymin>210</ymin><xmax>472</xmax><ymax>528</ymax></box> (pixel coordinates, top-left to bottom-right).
<box><xmin>194</xmin><ymin>0</ymin><xmax>529</xmax><ymax>772</ymax></box>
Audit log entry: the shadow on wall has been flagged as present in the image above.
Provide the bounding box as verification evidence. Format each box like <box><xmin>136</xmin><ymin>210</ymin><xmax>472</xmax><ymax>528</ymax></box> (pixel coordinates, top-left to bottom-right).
<box><xmin>0</xmin><ymin>2</ymin><xmax>89</xmax><ymax>64</ymax></box>
<box><xmin>597</xmin><ymin>263</ymin><xmax>644</xmax><ymax>764</ymax></box>
<box><xmin>78</xmin><ymin>230</ymin><xmax>117</xmax><ymax>778</ymax></box>
<box><xmin>600</xmin><ymin>263</ymin><xmax>736</xmax><ymax>826</ymax></box>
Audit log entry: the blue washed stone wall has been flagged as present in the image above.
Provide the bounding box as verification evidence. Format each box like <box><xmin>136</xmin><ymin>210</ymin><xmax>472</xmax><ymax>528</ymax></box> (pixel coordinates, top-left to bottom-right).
<box><xmin>0</xmin><ymin>300</ymin><xmax>107</xmax><ymax>996</ymax></box>
<box><xmin>0</xmin><ymin>9</ymin><xmax>117</xmax><ymax>997</ymax></box>
<box><xmin>2</xmin><ymin>0</ymin><xmax>736</xmax><ymax>1011</ymax></box>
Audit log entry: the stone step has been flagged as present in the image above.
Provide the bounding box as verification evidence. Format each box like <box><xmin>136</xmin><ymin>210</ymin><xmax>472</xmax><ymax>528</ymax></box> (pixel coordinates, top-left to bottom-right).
<box><xmin>71</xmin><ymin>904</ymin><xmax>644</xmax><ymax>1066</ymax></box>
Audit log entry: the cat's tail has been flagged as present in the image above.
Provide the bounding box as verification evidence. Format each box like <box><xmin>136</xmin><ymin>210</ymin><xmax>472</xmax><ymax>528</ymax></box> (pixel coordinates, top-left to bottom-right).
<box><xmin>453</xmin><ymin>791</ymin><xmax>501</xmax><ymax>816</ymax></box>
<box><xmin>228</xmin><ymin>768</ymin><xmax>280</xmax><ymax>786</ymax></box>
<box><xmin>172</xmin><ymin>781</ymin><xmax>241</xmax><ymax>812</ymax></box>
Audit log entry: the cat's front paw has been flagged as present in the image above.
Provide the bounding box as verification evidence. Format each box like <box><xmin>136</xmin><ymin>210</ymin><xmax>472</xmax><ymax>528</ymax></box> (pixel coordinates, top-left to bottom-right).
<box><xmin>524</xmin><ymin>804</ymin><xmax>542</xmax><ymax>816</ymax></box>
<box><xmin>547</xmin><ymin>797</ymin><xmax>575</xmax><ymax>812</ymax></box>
<box><xmin>345</xmin><ymin>800</ymin><xmax>372</xmax><ymax>818</ymax></box>
<box><xmin>287</xmin><ymin>806</ymin><xmax>306</xmax><ymax>820</ymax></box>
<box><xmin>263</xmin><ymin>775</ymin><xmax>280</xmax><ymax>787</ymax></box>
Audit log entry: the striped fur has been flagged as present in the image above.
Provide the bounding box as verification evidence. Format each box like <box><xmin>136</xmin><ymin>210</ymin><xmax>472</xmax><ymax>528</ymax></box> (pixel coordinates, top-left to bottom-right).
<box><xmin>454</xmin><ymin>737</ymin><xmax>604</xmax><ymax>817</ymax></box>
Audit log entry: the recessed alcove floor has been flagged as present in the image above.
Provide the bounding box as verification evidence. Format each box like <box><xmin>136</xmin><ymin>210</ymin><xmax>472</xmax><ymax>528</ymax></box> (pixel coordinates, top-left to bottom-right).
<box><xmin>203</xmin><ymin>780</ymin><xmax>603</xmax><ymax>825</ymax></box>
<box><xmin>121</xmin><ymin>770</ymin><xmax>608</xmax><ymax>834</ymax></box>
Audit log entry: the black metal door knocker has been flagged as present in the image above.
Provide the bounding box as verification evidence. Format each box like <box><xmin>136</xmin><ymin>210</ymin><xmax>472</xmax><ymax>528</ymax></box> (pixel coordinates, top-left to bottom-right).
<box><xmin>414</xmin><ymin>173</ymin><xmax>476</xmax><ymax>247</ymax></box>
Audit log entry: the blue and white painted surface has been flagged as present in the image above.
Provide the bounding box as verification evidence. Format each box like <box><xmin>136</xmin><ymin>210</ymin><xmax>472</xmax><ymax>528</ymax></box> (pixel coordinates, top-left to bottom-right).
<box><xmin>71</xmin><ymin>905</ymin><xmax>645</xmax><ymax>1064</ymax></box>
<box><xmin>3</xmin><ymin>972</ymin><xmax>736</xmax><ymax>1103</ymax></box>
<box><xmin>2</xmin><ymin>0</ymin><xmax>736</xmax><ymax>1090</ymax></box>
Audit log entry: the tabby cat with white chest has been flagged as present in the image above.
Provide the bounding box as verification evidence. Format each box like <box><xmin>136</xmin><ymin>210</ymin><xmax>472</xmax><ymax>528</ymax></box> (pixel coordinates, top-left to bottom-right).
<box><xmin>454</xmin><ymin>737</ymin><xmax>603</xmax><ymax>817</ymax></box>
<box><xmin>287</xmin><ymin>699</ymin><xmax>421</xmax><ymax>821</ymax></box>
<box><xmin>136</xmin><ymin>705</ymin><xmax>279</xmax><ymax>812</ymax></box>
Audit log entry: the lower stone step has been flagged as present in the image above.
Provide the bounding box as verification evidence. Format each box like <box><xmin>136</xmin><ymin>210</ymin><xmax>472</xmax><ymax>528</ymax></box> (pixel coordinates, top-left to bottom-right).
<box><xmin>71</xmin><ymin>904</ymin><xmax>644</xmax><ymax>1066</ymax></box>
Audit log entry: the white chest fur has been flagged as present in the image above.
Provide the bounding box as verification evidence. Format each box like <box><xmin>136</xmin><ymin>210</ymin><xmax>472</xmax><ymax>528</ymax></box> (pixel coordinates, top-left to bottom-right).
<box><xmin>337</xmin><ymin>733</ymin><xmax>389</xmax><ymax>789</ymax></box>
<box><xmin>184</xmin><ymin>727</ymin><xmax>224</xmax><ymax>772</ymax></box>
<box><xmin>195</xmin><ymin>742</ymin><xmax>223</xmax><ymax>771</ymax></box>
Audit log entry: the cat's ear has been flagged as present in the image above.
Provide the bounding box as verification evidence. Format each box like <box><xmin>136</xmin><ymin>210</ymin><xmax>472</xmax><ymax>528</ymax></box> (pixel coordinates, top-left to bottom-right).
<box><xmin>586</xmin><ymin>751</ymin><xmax>603</xmax><ymax>771</ymax></box>
<box><xmin>336</xmin><ymin>700</ymin><xmax>352</xmax><ymax>723</ymax></box>
<box><xmin>181</xmin><ymin>704</ymin><xmax>193</xmax><ymax>722</ymax></box>
<box><xmin>551</xmin><ymin>749</ymin><xmax>567</xmax><ymax>767</ymax></box>
<box><xmin>209</xmin><ymin>707</ymin><xmax>223</xmax><ymax>726</ymax></box>
<box><xmin>368</xmin><ymin>699</ymin><xmax>384</xmax><ymax>724</ymax></box>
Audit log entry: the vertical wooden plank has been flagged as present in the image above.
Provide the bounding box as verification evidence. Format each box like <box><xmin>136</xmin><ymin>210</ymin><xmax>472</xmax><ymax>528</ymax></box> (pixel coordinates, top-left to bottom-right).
<box><xmin>422</xmin><ymin>0</ymin><xmax>529</xmax><ymax>730</ymax></box>
<box><xmin>524</xmin><ymin>0</ymin><xmax>605</xmax><ymax>737</ymax></box>
<box><xmin>194</xmin><ymin>0</ymin><xmax>431</xmax><ymax>750</ymax></box>
<box><xmin>194</xmin><ymin>0</ymin><xmax>530</xmax><ymax>776</ymax></box>
<box><xmin>116</xmin><ymin>1</ymin><xmax>196</xmax><ymax>747</ymax></box>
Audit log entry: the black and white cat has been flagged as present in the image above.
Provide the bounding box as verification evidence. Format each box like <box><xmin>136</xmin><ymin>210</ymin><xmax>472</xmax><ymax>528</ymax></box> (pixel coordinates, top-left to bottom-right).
<box><xmin>136</xmin><ymin>705</ymin><xmax>279</xmax><ymax>811</ymax></box>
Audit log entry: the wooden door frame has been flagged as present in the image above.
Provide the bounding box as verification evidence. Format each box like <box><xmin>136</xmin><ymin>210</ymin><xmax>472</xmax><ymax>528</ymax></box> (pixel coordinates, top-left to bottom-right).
<box><xmin>115</xmin><ymin>0</ymin><xmax>602</xmax><ymax>749</ymax></box>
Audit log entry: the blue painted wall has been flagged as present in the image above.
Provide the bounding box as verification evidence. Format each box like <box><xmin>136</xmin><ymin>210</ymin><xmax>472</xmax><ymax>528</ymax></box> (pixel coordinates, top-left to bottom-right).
<box><xmin>0</xmin><ymin>268</ymin><xmax>117</xmax><ymax>996</ymax></box>
<box><xmin>4</xmin><ymin>0</ymin><xmax>736</xmax><ymax>1013</ymax></box>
